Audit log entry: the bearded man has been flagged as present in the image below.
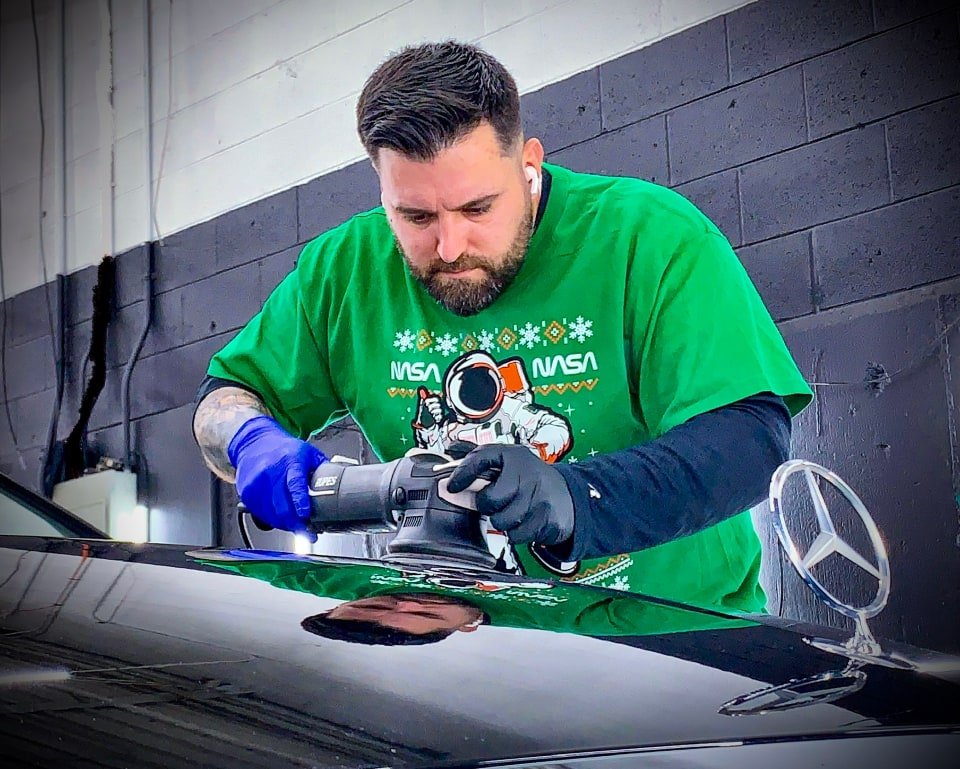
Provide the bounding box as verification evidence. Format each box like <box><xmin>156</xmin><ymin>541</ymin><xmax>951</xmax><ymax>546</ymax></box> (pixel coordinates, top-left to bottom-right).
<box><xmin>193</xmin><ymin>41</ymin><xmax>812</xmax><ymax>612</ymax></box>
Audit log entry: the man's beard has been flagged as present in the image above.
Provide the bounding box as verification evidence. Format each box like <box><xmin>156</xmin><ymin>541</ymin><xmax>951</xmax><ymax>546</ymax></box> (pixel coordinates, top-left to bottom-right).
<box><xmin>400</xmin><ymin>209</ymin><xmax>533</xmax><ymax>317</ymax></box>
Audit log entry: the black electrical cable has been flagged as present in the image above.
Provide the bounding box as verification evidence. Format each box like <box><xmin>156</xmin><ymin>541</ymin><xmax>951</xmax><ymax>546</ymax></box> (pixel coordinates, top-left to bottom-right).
<box><xmin>122</xmin><ymin>244</ymin><xmax>154</xmax><ymax>469</ymax></box>
<box><xmin>238</xmin><ymin>506</ymin><xmax>254</xmax><ymax>549</ymax></box>
<box><xmin>209</xmin><ymin>473</ymin><xmax>222</xmax><ymax>546</ymax></box>
<box><xmin>235</xmin><ymin>501</ymin><xmax>275</xmax><ymax>548</ymax></box>
<box><xmin>129</xmin><ymin>447</ymin><xmax>150</xmax><ymax>541</ymax></box>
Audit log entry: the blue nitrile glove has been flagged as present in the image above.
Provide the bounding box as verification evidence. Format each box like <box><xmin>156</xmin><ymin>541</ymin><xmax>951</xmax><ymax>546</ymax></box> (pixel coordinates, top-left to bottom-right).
<box><xmin>227</xmin><ymin>416</ymin><xmax>327</xmax><ymax>542</ymax></box>
<box><xmin>446</xmin><ymin>444</ymin><xmax>575</xmax><ymax>547</ymax></box>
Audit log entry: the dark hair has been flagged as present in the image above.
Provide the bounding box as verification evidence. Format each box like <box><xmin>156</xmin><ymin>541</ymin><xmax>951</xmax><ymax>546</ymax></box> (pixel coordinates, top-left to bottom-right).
<box><xmin>356</xmin><ymin>40</ymin><xmax>522</xmax><ymax>162</ymax></box>
<box><xmin>301</xmin><ymin>614</ymin><xmax>454</xmax><ymax>646</ymax></box>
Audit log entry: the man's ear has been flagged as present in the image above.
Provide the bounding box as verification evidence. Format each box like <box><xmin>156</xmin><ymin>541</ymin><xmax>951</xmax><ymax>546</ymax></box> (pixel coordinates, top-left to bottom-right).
<box><xmin>372</xmin><ymin>159</ymin><xmax>388</xmax><ymax>207</ymax></box>
<box><xmin>521</xmin><ymin>136</ymin><xmax>545</xmax><ymax>172</ymax></box>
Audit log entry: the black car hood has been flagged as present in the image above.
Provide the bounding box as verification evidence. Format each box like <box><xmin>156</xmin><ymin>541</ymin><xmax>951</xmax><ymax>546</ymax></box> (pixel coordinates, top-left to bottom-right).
<box><xmin>1</xmin><ymin>537</ymin><xmax>957</xmax><ymax>769</ymax></box>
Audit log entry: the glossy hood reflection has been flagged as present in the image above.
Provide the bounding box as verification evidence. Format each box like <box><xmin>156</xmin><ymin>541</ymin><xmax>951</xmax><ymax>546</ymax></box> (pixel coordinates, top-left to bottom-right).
<box><xmin>191</xmin><ymin>549</ymin><xmax>754</xmax><ymax>645</ymax></box>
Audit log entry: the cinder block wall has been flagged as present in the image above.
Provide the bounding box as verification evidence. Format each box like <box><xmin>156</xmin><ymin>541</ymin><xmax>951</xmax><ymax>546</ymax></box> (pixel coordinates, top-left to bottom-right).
<box><xmin>2</xmin><ymin>0</ymin><xmax>958</xmax><ymax>651</ymax></box>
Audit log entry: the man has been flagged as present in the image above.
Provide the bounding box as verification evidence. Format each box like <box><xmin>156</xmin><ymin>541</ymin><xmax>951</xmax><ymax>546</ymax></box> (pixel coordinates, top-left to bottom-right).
<box><xmin>194</xmin><ymin>41</ymin><xmax>812</xmax><ymax>613</ymax></box>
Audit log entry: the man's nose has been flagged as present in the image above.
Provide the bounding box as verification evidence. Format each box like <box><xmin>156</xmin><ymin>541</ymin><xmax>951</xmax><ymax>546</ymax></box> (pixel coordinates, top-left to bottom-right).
<box><xmin>436</xmin><ymin>216</ymin><xmax>467</xmax><ymax>263</ymax></box>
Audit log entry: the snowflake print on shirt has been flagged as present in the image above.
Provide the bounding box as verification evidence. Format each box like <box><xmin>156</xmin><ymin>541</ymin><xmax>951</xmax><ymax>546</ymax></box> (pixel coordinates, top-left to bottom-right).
<box><xmin>394</xmin><ymin>329</ymin><xmax>415</xmax><ymax>352</ymax></box>
<box><xmin>570</xmin><ymin>316</ymin><xmax>594</xmax><ymax>343</ymax></box>
<box><xmin>519</xmin><ymin>322</ymin><xmax>541</xmax><ymax>349</ymax></box>
<box><xmin>436</xmin><ymin>333</ymin><xmax>459</xmax><ymax>357</ymax></box>
<box><xmin>477</xmin><ymin>329</ymin><xmax>496</xmax><ymax>350</ymax></box>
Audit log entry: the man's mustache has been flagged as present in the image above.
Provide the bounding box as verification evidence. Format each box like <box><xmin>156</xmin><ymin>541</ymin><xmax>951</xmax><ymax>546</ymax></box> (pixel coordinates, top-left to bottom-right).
<box><xmin>429</xmin><ymin>257</ymin><xmax>490</xmax><ymax>275</ymax></box>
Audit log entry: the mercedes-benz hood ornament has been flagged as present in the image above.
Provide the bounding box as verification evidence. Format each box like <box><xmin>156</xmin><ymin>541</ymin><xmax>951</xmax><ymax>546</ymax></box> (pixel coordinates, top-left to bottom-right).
<box><xmin>768</xmin><ymin>459</ymin><xmax>911</xmax><ymax>669</ymax></box>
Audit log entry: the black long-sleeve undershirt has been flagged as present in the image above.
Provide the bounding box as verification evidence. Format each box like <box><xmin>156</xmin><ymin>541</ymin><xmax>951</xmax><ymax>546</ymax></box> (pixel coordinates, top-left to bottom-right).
<box><xmin>551</xmin><ymin>392</ymin><xmax>791</xmax><ymax>562</ymax></box>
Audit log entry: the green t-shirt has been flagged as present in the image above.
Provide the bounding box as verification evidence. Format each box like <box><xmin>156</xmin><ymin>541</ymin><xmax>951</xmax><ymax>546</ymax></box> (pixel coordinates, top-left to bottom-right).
<box><xmin>195</xmin><ymin>553</ymin><xmax>755</xmax><ymax>638</ymax></box>
<box><xmin>208</xmin><ymin>163</ymin><xmax>812</xmax><ymax>612</ymax></box>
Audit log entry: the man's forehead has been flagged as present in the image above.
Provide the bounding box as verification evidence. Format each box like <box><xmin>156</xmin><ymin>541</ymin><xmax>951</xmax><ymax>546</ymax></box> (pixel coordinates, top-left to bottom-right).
<box><xmin>376</xmin><ymin>121</ymin><xmax>513</xmax><ymax>167</ymax></box>
<box><xmin>377</xmin><ymin>128</ymin><xmax>517</xmax><ymax>207</ymax></box>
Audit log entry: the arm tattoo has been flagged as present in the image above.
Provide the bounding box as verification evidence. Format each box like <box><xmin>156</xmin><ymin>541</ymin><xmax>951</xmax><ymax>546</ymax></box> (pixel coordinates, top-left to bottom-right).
<box><xmin>193</xmin><ymin>387</ymin><xmax>270</xmax><ymax>481</ymax></box>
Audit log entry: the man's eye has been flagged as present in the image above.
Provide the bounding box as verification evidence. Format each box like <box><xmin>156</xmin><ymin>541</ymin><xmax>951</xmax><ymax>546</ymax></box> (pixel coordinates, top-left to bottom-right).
<box><xmin>464</xmin><ymin>205</ymin><xmax>490</xmax><ymax>217</ymax></box>
<box><xmin>404</xmin><ymin>213</ymin><xmax>433</xmax><ymax>226</ymax></box>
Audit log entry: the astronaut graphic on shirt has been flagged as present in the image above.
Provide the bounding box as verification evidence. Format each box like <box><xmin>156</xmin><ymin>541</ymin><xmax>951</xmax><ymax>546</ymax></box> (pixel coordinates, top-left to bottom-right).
<box><xmin>411</xmin><ymin>351</ymin><xmax>573</xmax><ymax>463</ymax></box>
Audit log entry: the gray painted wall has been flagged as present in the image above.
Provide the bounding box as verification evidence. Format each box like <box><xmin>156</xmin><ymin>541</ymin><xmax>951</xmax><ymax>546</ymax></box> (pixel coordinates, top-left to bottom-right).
<box><xmin>2</xmin><ymin>0</ymin><xmax>958</xmax><ymax>651</ymax></box>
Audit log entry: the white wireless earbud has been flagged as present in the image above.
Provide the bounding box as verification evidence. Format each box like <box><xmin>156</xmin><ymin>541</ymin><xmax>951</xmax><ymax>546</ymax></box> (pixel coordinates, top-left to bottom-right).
<box><xmin>525</xmin><ymin>166</ymin><xmax>541</xmax><ymax>196</ymax></box>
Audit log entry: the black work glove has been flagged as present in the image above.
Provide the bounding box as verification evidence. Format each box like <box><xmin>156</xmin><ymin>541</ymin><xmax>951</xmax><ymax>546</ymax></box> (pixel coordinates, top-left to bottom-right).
<box><xmin>446</xmin><ymin>444</ymin><xmax>575</xmax><ymax>547</ymax></box>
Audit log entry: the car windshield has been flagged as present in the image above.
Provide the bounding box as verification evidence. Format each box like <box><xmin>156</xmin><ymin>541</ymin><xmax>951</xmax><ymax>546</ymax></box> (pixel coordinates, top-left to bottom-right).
<box><xmin>0</xmin><ymin>473</ymin><xmax>107</xmax><ymax>539</ymax></box>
